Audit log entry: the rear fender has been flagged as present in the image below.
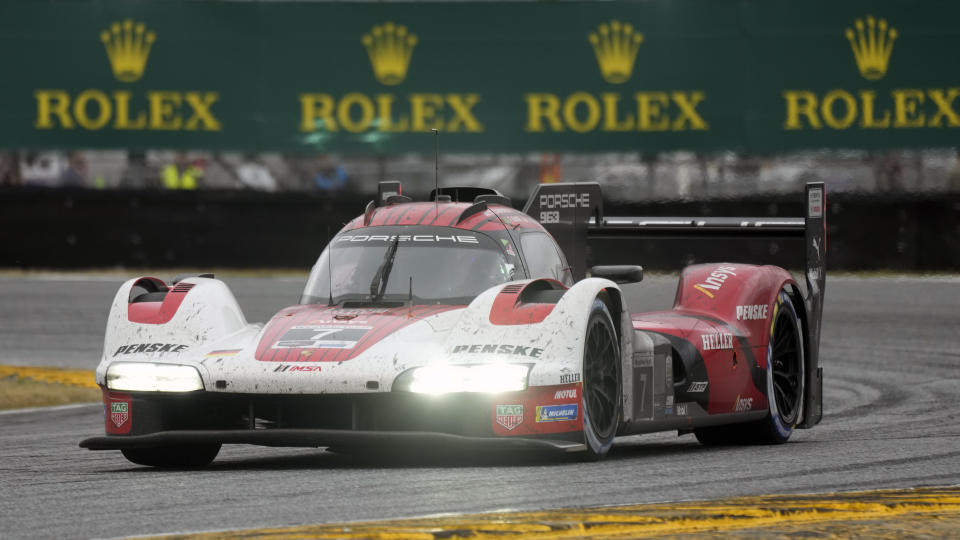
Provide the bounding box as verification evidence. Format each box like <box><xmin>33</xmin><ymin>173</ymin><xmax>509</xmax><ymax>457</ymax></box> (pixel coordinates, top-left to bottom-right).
<box><xmin>674</xmin><ymin>263</ymin><xmax>796</xmax><ymax>352</ymax></box>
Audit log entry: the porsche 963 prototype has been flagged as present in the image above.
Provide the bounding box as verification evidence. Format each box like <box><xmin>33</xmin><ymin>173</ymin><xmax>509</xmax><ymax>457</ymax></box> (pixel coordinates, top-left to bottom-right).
<box><xmin>81</xmin><ymin>182</ymin><xmax>826</xmax><ymax>466</ymax></box>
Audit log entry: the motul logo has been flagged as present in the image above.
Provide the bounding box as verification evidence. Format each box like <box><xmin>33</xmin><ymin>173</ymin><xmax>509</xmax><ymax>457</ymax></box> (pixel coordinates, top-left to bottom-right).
<box><xmin>554</xmin><ymin>389</ymin><xmax>577</xmax><ymax>400</ymax></box>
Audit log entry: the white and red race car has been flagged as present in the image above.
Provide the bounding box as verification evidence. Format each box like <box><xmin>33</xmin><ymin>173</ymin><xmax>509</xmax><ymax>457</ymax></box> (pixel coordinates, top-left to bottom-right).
<box><xmin>81</xmin><ymin>182</ymin><xmax>826</xmax><ymax>467</ymax></box>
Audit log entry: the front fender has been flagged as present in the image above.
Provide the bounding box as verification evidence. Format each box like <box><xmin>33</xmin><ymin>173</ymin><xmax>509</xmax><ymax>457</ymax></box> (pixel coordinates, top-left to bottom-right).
<box><xmin>97</xmin><ymin>277</ymin><xmax>250</xmax><ymax>385</ymax></box>
<box><xmin>444</xmin><ymin>278</ymin><xmax>631</xmax><ymax>395</ymax></box>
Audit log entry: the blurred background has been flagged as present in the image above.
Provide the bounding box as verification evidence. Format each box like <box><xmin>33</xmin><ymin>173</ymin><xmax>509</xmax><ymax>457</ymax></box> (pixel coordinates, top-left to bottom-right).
<box><xmin>2</xmin><ymin>0</ymin><xmax>958</xmax><ymax>271</ymax></box>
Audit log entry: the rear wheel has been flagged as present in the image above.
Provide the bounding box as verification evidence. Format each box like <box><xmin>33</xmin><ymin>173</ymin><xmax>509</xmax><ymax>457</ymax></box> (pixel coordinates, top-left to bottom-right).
<box><xmin>582</xmin><ymin>299</ymin><xmax>621</xmax><ymax>460</ymax></box>
<box><xmin>121</xmin><ymin>444</ymin><xmax>221</xmax><ymax>468</ymax></box>
<box><xmin>695</xmin><ymin>289</ymin><xmax>805</xmax><ymax>445</ymax></box>
<box><xmin>758</xmin><ymin>289</ymin><xmax>805</xmax><ymax>443</ymax></box>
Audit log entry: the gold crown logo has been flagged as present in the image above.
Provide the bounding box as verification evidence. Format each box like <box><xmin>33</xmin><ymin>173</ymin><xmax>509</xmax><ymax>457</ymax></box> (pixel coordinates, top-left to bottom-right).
<box><xmin>588</xmin><ymin>20</ymin><xmax>643</xmax><ymax>84</ymax></box>
<box><xmin>100</xmin><ymin>19</ymin><xmax>156</xmax><ymax>83</ymax></box>
<box><xmin>845</xmin><ymin>15</ymin><xmax>897</xmax><ymax>80</ymax></box>
<box><xmin>362</xmin><ymin>22</ymin><xmax>418</xmax><ymax>86</ymax></box>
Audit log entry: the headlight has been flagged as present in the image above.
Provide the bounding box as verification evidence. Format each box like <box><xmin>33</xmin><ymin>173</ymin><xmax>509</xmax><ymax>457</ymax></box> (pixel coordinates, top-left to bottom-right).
<box><xmin>403</xmin><ymin>364</ymin><xmax>530</xmax><ymax>394</ymax></box>
<box><xmin>106</xmin><ymin>363</ymin><xmax>204</xmax><ymax>392</ymax></box>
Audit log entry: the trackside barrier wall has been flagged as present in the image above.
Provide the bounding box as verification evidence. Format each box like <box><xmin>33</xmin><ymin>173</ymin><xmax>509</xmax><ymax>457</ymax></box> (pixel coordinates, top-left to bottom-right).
<box><xmin>1</xmin><ymin>187</ymin><xmax>959</xmax><ymax>271</ymax></box>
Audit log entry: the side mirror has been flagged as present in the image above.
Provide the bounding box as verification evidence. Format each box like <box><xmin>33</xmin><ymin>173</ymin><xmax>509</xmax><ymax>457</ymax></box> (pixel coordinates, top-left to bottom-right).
<box><xmin>590</xmin><ymin>265</ymin><xmax>644</xmax><ymax>284</ymax></box>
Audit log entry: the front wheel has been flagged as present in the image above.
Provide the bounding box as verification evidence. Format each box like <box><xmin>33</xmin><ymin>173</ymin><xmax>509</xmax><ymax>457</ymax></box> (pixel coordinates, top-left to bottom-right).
<box><xmin>121</xmin><ymin>444</ymin><xmax>221</xmax><ymax>468</ymax></box>
<box><xmin>581</xmin><ymin>298</ymin><xmax>621</xmax><ymax>460</ymax></box>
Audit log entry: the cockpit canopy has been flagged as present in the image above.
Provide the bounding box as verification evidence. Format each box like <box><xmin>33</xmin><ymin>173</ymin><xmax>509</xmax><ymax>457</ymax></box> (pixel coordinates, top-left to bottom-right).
<box><xmin>301</xmin><ymin>226</ymin><xmax>524</xmax><ymax>305</ymax></box>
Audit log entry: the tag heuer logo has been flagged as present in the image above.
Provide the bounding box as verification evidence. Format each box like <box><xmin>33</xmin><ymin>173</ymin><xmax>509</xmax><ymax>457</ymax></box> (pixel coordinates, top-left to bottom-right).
<box><xmin>110</xmin><ymin>401</ymin><xmax>129</xmax><ymax>427</ymax></box>
<box><xmin>495</xmin><ymin>404</ymin><xmax>523</xmax><ymax>430</ymax></box>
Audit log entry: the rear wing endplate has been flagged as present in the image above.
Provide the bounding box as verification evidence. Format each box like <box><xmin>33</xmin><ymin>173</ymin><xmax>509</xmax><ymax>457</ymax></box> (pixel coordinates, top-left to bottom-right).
<box><xmin>524</xmin><ymin>182</ymin><xmax>825</xmax><ymax>428</ymax></box>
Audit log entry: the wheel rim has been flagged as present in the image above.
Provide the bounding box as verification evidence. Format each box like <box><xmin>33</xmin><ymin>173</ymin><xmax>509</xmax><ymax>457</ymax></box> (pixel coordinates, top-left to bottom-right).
<box><xmin>584</xmin><ymin>316</ymin><xmax>619</xmax><ymax>440</ymax></box>
<box><xmin>771</xmin><ymin>308</ymin><xmax>802</xmax><ymax>424</ymax></box>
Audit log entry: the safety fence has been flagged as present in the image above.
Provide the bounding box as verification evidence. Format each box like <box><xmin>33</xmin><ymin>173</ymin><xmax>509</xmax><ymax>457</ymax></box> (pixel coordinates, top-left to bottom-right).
<box><xmin>3</xmin><ymin>188</ymin><xmax>957</xmax><ymax>271</ymax></box>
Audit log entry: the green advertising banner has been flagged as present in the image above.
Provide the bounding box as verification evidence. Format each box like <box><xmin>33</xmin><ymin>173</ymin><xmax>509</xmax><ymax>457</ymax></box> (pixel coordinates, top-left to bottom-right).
<box><xmin>1</xmin><ymin>0</ymin><xmax>958</xmax><ymax>153</ymax></box>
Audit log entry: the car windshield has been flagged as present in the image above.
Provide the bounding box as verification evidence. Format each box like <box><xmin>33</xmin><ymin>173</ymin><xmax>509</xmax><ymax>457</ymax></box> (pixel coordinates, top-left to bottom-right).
<box><xmin>301</xmin><ymin>226</ymin><xmax>521</xmax><ymax>305</ymax></box>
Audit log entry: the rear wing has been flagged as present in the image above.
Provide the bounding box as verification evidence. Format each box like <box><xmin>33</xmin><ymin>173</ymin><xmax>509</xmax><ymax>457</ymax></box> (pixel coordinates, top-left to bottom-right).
<box><xmin>523</xmin><ymin>182</ymin><xmax>825</xmax><ymax>428</ymax></box>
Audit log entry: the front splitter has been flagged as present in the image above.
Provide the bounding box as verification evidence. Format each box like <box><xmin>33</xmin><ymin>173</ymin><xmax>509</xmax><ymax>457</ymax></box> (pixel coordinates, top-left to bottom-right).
<box><xmin>79</xmin><ymin>428</ymin><xmax>585</xmax><ymax>453</ymax></box>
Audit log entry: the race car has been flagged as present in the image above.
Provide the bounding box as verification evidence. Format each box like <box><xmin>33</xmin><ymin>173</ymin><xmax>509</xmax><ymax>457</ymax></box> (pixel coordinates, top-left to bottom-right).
<box><xmin>80</xmin><ymin>181</ymin><xmax>826</xmax><ymax>467</ymax></box>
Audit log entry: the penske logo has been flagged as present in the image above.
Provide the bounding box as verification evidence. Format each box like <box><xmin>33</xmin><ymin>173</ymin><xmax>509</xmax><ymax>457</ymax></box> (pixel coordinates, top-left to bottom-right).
<box><xmin>114</xmin><ymin>343</ymin><xmax>188</xmax><ymax>356</ymax></box>
<box><xmin>736</xmin><ymin>304</ymin><xmax>769</xmax><ymax>321</ymax></box>
<box><xmin>452</xmin><ymin>344</ymin><xmax>543</xmax><ymax>358</ymax></box>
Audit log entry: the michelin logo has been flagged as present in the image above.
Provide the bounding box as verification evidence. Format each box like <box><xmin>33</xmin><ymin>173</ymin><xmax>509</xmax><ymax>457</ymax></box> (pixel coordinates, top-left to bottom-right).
<box><xmin>536</xmin><ymin>404</ymin><xmax>578</xmax><ymax>422</ymax></box>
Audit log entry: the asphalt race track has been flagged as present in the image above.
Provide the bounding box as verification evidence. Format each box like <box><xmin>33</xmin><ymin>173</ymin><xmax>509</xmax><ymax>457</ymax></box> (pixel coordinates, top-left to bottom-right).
<box><xmin>1</xmin><ymin>273</ymin><xmax>959</xmax><ymax>539</ymax></box>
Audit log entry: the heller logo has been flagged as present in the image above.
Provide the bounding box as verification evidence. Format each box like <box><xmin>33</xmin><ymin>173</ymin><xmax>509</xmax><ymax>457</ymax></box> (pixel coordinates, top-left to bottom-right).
<box><xmin>588</xmin><ymin>20</ymin><xmax>643</xmax><ymax>84</ymax></box>
<box><xmin>845</xmin><ymin>15</ymin><xmax>897</xmax><ymax>81</ymax></box>
<box><xmin>701</xmin><ymin>332</ymin><xmax>734</xmax><ymax>351</ymax></box>
<box><xmin>362</xmin><ymin>22</ymin><xmax>418</xmax><ymax>85</ymax></box>
<box><xmin>495</xmin><ymin>404</ymin><xmax>523</xmax><ymax>430</ymax></box>
<box><xmin>100</xmin><ymin>19</ymin><xmax>156</xmax><ymax>83</ymax></box>
<box><xmin>110</xmin><ymin>401</ymin><xmax>129</xmax><ymax>427</ymax></box>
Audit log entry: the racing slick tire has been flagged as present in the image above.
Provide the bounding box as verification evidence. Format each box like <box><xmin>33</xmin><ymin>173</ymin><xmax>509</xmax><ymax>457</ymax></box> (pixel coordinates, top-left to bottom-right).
<box><xmin>581</xmin><ymin>298</ymin><xmax>622</xmax><ymax>460</ymax></box>
<box><xmin>695</xmin><ymin>288</ymin><xmax>805</xmax><ymax>445</ymax></box>
<box><xmin>121</xmin><ymin>444</ymin><xmax>221</xmax><ymax>468</ymax></box>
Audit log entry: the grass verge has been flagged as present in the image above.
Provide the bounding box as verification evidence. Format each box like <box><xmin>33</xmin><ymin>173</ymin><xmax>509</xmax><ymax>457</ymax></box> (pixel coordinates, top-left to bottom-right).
<box><xmin>0</xmin><ymin>366</ymin><xmax>100</xmax><ymax>411</ymax></box>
